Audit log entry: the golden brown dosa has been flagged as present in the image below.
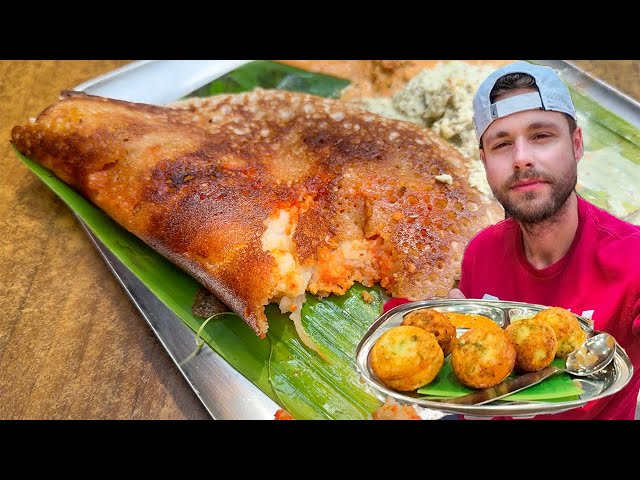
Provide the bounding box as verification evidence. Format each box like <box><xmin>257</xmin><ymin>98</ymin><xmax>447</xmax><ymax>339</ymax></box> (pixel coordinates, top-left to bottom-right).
<box><xmin>12</xmin><ymin>89</ymin><xmax>499</xmax><ymax>338</ymax></box>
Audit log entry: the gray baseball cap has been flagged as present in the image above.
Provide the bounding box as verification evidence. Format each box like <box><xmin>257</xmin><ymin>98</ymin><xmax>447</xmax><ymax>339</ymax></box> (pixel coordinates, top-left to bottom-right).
<box><xmin>472</xmin><ymin>61</ymin><xmax>577</xmax><ymax>141</ymax></box>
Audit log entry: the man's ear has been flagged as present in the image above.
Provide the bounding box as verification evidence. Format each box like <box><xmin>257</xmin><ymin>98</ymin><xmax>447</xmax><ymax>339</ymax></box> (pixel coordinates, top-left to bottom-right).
<box><xmin>479</xmin><ymin>148</ymin><xmax>487</xmax><ymax>166</ymax></box>
<box><xmin>573</xmin><ymin>126</ymin><xmax>584</xmax><ymax>163</ymax></box>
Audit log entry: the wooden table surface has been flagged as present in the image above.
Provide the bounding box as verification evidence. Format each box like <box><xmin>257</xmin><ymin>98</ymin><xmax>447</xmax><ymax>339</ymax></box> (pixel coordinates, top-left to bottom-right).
<box><xmin>1</xmin><ymin>60</ymin><xmax>638</xmax><ymax>420</ymax></box>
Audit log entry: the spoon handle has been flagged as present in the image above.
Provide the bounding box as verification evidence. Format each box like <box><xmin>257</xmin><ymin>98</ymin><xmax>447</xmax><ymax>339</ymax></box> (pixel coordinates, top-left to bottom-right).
<box><xmin>447</xmin><ymin>366</ymin><xmax>561</xmax><ymax>405</ymax></box>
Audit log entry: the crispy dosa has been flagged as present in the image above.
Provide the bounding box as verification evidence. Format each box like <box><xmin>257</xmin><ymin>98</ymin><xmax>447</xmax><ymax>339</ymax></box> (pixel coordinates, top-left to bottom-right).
<box><xmin>12</xmin><ymin>89</ymin><xmax>499</xmax><ymax>339</ymax></box>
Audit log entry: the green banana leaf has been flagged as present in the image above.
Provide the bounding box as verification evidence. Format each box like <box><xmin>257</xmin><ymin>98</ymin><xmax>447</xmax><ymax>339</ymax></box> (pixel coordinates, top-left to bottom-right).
<box><xmin>14</xmin><ymin>60</ymin><xmax>640</xmax><ymax>419</ymax></box>
<box><xmin>565</xmin><ymin>81</ymin><xmax>640</xmax><ymax>221</ymax></box>
<box><xmin>417</xmin><ymin>358</ymin><xmax>584</xmax><ymax>402</ymax></box>
<box><xmin>187</xmin><ymin>60</ymin><xmax>350</xmax><ymax>99</ymax></box>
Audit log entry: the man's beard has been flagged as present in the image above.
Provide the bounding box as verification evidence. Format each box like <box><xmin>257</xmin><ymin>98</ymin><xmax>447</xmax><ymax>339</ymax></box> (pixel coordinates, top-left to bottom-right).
<box><xmin>492</xmin><ymin>163</ymin><xmax>577</xmax><ymax>224</ymax></box>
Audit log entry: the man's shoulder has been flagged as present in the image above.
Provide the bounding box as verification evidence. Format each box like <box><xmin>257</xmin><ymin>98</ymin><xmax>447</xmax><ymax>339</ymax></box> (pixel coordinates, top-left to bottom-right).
<box><xmin>582</xmin><ymin>198</ymin><xmax>640</xmax><ymax>242</ymax></box>
<box><xmin>581</xmin><ymin>199</ymin><xmax>640</xmax><ymax>273</ymax></box>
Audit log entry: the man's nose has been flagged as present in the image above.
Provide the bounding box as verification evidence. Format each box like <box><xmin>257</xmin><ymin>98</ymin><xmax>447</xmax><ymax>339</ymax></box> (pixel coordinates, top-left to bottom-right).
<box><xmin>512</xmin><ymin>139</ymin><xmax>534</xmax><ymax>169</ymax></box>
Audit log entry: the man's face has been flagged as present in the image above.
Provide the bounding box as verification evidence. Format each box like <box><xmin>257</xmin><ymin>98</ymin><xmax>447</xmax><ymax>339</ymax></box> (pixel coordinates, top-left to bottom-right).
<box><xmin>480</xmin><ymin>94</ymin><xmax>583</xmax><ymax>224</ymax></box>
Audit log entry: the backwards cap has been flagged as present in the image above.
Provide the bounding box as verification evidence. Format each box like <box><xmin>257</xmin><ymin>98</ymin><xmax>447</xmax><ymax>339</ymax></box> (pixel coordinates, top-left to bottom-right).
<box><xmin>472</xmin><ymin>61</ymin><xmax>577</xmax><ymax>141</ymax></box>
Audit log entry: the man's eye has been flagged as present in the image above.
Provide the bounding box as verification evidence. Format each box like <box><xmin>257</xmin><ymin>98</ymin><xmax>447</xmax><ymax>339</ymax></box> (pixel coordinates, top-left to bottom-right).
<box><xmin>492</xmin><ymin>142</ymin><xmax>509</xmax><ymax>150</ymax></box>
<box><xmin>533</xmin><ymin>132</ymin><xmax>552</xmax><ymax>140</ymax></box>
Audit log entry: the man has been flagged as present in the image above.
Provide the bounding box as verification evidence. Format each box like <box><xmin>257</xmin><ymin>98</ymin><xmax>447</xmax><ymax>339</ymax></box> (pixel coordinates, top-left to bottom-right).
<box><xmin>447</xmin><ymin>61</ymin><xmax>640</xmax><ymax>419</ymax></box>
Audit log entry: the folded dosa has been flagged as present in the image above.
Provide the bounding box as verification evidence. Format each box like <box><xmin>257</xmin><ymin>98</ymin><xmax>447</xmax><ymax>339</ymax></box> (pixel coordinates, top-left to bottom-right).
<box><xmin>12</xmin><ymin>90</ymin><xmax>500</xmax><ymax>339</ymax></box>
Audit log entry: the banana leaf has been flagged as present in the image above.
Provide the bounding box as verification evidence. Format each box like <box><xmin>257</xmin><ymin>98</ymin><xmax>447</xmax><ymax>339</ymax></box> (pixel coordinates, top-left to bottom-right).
<box><xmin>187</xmin><ymin>60</ymin><xmax>350</xmax><ymax>99</ymax></box>
<box><xmin>14</xmin><ymin>60</ymin><xmax>640</xmax><ymax>419</ymax></box>
<box><xmin>567</xmin><ymin>83</ymin><xmax>640</xmax><ymax>221</ymax></box>
<box><xmin>417</xmin><ymin>358</ymin><xmax>584</xmax><ymax>402</ymax></box>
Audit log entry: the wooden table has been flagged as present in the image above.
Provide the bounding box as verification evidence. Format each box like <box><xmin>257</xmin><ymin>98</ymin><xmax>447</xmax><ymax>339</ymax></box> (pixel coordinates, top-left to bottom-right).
<box><xmin>1</xmin><ymin>60</ymin><xmax>638</xmax><ymax>419</ymax></box>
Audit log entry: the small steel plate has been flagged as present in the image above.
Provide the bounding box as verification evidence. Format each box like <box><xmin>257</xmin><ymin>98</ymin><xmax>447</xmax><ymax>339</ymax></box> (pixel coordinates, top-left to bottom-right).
<box><xmin>355</xmin><ymin>299</ymin><xmax>633</xmax><ymax>418</ymax></box>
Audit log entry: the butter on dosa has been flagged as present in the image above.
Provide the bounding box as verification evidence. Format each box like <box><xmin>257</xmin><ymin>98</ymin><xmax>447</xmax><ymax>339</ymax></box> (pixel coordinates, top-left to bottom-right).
<box><xmin>12</xmin><ymin>89</ymin><xmax>498</xmax><ymax>341</ymax></box>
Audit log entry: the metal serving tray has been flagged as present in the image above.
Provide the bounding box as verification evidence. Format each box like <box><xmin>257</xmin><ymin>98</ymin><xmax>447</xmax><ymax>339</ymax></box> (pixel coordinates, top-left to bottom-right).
<box><xmin>355</xmin><ymin>299</ymin><xmax>633</xmax><ymax>418</ymax></box>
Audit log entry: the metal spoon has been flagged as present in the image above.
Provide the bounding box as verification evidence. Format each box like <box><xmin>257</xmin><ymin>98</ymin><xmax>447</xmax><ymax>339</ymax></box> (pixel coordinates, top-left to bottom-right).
<box><xmin>446</xmin><ymin>332</ymin><xmax>617</xmax><ymax>405</ymax></box>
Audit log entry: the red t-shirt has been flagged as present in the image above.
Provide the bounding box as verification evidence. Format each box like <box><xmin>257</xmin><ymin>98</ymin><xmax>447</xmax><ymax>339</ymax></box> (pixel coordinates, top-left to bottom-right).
<box><xmin>459</xmin><ymin>196</ymin><xmax>640</xmax><ymax>419</ymax></box>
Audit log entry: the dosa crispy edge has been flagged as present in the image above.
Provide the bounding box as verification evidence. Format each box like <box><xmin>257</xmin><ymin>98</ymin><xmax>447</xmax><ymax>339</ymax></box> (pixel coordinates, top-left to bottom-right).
<box><xmin>12</xmin><ymin>89</ymin><xmax>500</xmax><ymax>339</ymax></box>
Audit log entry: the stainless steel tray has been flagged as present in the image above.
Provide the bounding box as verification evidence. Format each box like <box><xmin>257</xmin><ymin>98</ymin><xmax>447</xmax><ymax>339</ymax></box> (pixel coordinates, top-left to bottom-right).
<box><xmin>355</xmin><ymin>299</ymin><xmax>633</xmax><ymax>418</ymax></box>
